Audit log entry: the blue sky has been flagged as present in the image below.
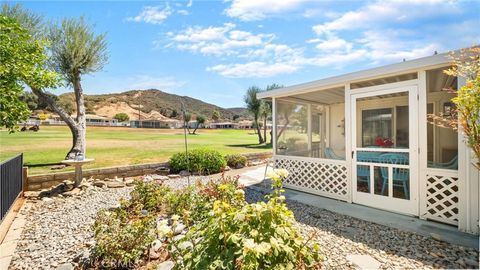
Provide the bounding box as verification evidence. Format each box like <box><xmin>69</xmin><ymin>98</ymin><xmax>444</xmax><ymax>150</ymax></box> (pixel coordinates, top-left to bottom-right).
<box><xmin>15</xmin><ymin>0</ymin><xmax>480</xmax><ymax>108</ymax></box>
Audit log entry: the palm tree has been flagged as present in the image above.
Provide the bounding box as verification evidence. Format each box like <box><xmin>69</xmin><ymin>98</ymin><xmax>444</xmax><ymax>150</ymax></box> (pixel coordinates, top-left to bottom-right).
<box><xmin>192</xmin><ymin>115</ymin><xmax>205</xmax><ymax>134</ymax></box>
<box><xmin>184</xmin><ymin>112</ymin><xmax>192</xmax><ymax>134</ymax></box>
<box><xmin>244</xmin><ymin>86</ymin><xmax>264</xmax><ymax>144</ymax></box>
<box><xmin>212</xmin><ymin>110</ymin><xmax>220</xmax><ymax>122</ymax></box>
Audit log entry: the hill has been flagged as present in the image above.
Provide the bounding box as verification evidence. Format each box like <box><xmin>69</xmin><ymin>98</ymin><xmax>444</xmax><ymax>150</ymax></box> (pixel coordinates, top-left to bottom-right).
<box><xmin>58</xmin><ymin>89</ymin><xmax>250</xmax><ymax>121</ymax></box>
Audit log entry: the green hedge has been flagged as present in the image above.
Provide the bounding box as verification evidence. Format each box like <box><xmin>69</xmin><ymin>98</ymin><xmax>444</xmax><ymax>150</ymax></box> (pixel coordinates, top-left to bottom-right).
<box><xmin>169</xmin><ymin>148</ymin><xmax>227</xmax><ymax>175</ymax></box>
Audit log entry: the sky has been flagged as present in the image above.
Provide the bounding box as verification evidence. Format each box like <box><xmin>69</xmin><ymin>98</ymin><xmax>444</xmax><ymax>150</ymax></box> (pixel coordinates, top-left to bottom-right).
<box><xmin>12</xmin><ymin>0</ymin><xmax>480</xmax><ymax>108</ymax></box>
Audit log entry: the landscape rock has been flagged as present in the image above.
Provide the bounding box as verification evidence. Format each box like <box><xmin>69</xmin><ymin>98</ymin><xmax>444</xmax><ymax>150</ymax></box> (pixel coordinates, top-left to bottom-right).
<box><xmin>23</xmin><ymin>191</ymin><xmax>40</xmax><ymax>198</ymax></box>
<box><xmin>173</xmin><ymin>223</ymin><xmax>186</xmax><ymax>235</ymax></box>
<box><xmin>63</xmin><ymin>188</ymin><xmax>82</xmax><ymax>197</ymax></box>
<box><xmin>151</xmin><ymin>239</ymin><xmax>163</xmax><ymax>252</ymax></box>
<box><xmin>157</xmin><ymin>260</ymin><xmax>175</xmax><ymax>270</ymax></box>
<box><xmin>152</xmin><ymin>174</ymin><xmax>169</xmax><ymax>181</ymax></box>
<box><xmin>125</xmin><ymin>179</ymin><xmax>135</xmax><ymax>186</ymax></box>
<box><xmin>93</xmin><ymin>180</ymin><xmax>106</xmax><ymax>187</ymax></box>
<box><xmin>168</xmin><ymin>174</ymin><xmax>181</xmax><ymax>179</ymax></box>
<box><xmin>56</xmin><ymin>263</ymin><xmax>74</xmax><ymax>270</ymax></box>
<box><xmin>41</xmin><ymin>197</ymin><xmax>54</xmax><ymax>204</ymax></box>
<box><xmin>179</xmin><ymin>170</ymin><xmax>191</xmax><ymax>176</ymax></box>
<box><xmin>106</xmin><ymin>181</ymin><xmax>125</xmax><ymax>188</ymax></box>
<box><xmin>224</xmin><ymin>166</ymin><xmax>231</xmax><ymax>171</ymax></box>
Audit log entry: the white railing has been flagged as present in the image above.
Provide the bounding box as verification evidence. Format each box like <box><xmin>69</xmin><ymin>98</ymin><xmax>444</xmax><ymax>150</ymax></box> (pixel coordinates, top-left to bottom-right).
<box><xmin>422</xmin><ymin>168</ymin><xmax>459</xmax><ymax>225</ymax></box>
<box><xmin>274</xmin><ymin>155</ymin><xmax>349</xmax><ymax>201</ymax></box>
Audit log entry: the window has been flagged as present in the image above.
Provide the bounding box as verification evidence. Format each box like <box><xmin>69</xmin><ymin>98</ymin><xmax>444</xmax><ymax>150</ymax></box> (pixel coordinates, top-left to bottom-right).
<box><xmin>361</xmin><ymin>108</ymin><xmax>392</xmax><ymax>147</ymax></box>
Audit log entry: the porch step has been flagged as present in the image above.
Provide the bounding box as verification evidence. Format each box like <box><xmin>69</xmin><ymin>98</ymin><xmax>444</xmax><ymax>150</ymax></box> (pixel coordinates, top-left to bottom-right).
<box><xmin>346</xmin><ymin>254</ymin><xmax>381</xmax><ymax>270</ymax></box>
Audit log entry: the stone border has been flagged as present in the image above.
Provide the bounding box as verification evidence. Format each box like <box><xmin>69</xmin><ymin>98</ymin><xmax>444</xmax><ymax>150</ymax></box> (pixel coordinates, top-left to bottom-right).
<box><xmin>25</xmin><ymin>152</ymin><xmax>272</xmax><ymax>191</ymax></box>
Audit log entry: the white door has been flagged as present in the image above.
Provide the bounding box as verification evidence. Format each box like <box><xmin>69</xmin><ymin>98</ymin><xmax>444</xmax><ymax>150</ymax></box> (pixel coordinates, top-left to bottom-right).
<box><xmin>351</xmin><ymin>85</ymin><xmax>418</xmax><ymax>215</ymax></box>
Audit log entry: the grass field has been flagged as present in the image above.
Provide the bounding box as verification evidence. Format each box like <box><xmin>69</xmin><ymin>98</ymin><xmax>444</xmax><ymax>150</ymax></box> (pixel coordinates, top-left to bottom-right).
<box><xmin>0</xmin><ymin>126</ymin><xmax>271</xmax><ymax>175</ymax></box>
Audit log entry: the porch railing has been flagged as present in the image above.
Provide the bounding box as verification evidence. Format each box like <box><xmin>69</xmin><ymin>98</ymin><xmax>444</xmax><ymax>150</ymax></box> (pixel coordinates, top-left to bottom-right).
<box><xmin>274</xmin><ymin>155</ymin><xmax>348</xmax><ymax>201</ymax></box>
<box><xmin>0</xmin><ymin>154</ymin><xmax>23</xmax><ymax>222</ymax></box>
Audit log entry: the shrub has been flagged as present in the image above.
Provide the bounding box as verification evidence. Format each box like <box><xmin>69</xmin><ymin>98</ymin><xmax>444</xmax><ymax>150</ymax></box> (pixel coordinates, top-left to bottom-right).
<box><xmin>225</xmin><ymin>154</ymin><xmax>248</xmax><ymax>169</ymax></box>
<box><xmin>93</xmin><ymin>209</ymin><xmax>155</xmax><ymax>267</ymax></box>
<box><xmin>169</xmin><ymin>148</ymin><xmax>226</xmax><ymax>174</ymax></box>
<box><xmin>174</xmin><ymin>169</ymin><xmax>323</xmax><ymax>269</ymax></box>
<box><xmin>128</xmin><ymin>179</ymin><xmax>171</xmax><ymax>213</ymax></box>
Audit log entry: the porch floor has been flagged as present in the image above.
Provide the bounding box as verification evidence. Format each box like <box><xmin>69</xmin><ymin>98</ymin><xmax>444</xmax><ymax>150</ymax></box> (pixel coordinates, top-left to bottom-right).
<box><xmin>240</xmin><ymin>166</ymin><xmax>479</xmax><ymax>250</ymax></box>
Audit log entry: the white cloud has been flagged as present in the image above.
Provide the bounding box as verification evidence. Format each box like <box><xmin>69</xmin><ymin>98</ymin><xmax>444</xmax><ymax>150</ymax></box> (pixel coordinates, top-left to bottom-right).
<box><xmin>225</xmin><ymin>0</ymin><xmax>306</xmax><ymax>21</ymax></box>
<box><xmin>177</xmin><ymin>9</ymin><xmax>189</xmax><ymax>15</ymax></box>
<box><xmin>127</xmin><ymin>5</ymin><xmax>172</xmax><ymax>24</ymax></box>
<box><xmin>312</xmin><ymin>0</ymin><xmax>458</xmax><ymax>35</ymax></box>
<box><xmin>208</xmin><ymin>62</ymin><xmax>299</xmax><ymax>78</ymax></box>
<box><xmin>129</xmin><ymin>75</ymin><xmax>186</xmax><ymax>91</ymax></box>
<box><xmin>166</xmin><ymin>23</ymin><xmax>275</xmax><ymax>56</ymax></box>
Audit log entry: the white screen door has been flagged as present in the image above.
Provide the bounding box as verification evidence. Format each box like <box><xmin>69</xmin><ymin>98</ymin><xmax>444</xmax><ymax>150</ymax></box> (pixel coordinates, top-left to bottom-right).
<box><xmin>351</xmin><ymin>85</ymin><xmax>418</xmax><ymax>215</ymax></box>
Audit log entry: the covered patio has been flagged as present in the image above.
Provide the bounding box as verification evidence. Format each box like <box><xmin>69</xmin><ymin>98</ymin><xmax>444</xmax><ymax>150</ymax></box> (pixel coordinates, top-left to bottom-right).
<box><xmin>258</xmin><ymin>52</ymin><xmax>479</xmax><ymax>234</ymax></box>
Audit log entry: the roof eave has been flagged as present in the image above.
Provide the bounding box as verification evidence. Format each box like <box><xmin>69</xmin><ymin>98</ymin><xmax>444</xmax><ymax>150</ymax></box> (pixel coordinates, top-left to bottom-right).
<box><xmin>258</xmin><ymin>52</ymin><xmax>451</xmax><ymax>99</ymax></box>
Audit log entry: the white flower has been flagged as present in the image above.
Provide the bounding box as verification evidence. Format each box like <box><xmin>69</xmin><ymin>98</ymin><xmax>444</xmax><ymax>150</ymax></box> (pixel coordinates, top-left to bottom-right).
<box><xmin>234</xmin><ymin>213</ymin><xmax>245</xmax><ymax>222</ymax></box>
<box><xmin>171</xmin><ymin>214</ymin><xmax>180</xmax><ymax>221</ymax></box>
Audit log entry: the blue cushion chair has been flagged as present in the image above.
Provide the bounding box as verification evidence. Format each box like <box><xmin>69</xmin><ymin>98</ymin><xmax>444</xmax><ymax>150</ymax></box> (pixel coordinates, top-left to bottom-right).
<box><xmin>379</xmin><ymin>153</ymin><xmax>410</xmax><ymax>199</ymax></box>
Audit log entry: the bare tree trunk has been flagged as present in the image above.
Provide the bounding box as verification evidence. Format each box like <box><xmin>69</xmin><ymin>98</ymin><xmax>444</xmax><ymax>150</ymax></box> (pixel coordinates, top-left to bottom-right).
<box><xmin>30</xmin><ymin>87</ymin><xmax>80</xmax><ymax>160</ymax></box>
<box><xmin>72</xmin><ymin>73</ymin><xmax>86</xmax><ymax>158</ymax></box>
<box><xmin>254</xmin><ymin>114</ymin><xmax>264</xmax><ymax>144</ymax></box>
<box><xmin>263</xmin><ymin>116</ymin><xmax>267</xmax><ymax>145</ymax></box>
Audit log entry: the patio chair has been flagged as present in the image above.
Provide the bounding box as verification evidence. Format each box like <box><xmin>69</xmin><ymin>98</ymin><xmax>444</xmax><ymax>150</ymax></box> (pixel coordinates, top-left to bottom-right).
<box><xmin>427</xmin><ymin>155</ymin><xmax>458</xmax><ymax>170</ymax></box>
<box><xmin>379</xmin><ymin>153</ymin><xmax>409</xmax><ymax>199</ymax></box>
<box><xmin>324</xmin><ymin>148</ymin><xmax>345</xmax><ymax>160</ymax></box>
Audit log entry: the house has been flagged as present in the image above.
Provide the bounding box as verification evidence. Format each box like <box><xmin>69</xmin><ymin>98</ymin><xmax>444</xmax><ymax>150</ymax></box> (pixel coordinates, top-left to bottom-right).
<box><xmin>130</xmin><ymin>119</ymin><xmax>182</xmax><ymax>129</ymax></box>
<box><xmin>258</xmin><ymin>51</ymin><xmax>479</xmax><ymax>235</ymax></box>
<box><xmin>208</xmin><ymin>122</ymin><xmax>239</xmax><ymax>129</ymax></box>
<box><xmin>237</xmin><ymin>120</ymin><xmax>253</xmax><ymax>129</ymax></box>
<box><xmin>41</xmin><ymin>114</ymin><xmax>119</xmax><ymax>126</ymax></box>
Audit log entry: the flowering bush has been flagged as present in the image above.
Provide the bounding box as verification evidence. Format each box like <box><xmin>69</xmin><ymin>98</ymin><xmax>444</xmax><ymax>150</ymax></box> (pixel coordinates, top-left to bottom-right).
<box><xmin>175</xmin><ymin>169</ymin><xmax>323</xmax><ymax>269</ymax></box>
<box><xmin>93</xmin><ymin>170</ymin><xmax>323</xmax><ymax>269</ymax></box>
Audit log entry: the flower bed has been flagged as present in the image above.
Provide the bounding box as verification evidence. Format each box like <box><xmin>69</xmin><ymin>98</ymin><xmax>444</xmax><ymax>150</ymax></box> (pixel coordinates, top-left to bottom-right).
<box><xmin>91</xmin><ymin>170</ymin><xmax>323</xmax><ymax>269</ymax></box>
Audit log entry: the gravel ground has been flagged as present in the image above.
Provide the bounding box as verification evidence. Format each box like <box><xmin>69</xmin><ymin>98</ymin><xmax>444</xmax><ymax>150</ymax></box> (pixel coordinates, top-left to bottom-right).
<box><xmin>10</xmin><ymin>176</ymin><xmax>479</xmax><ymax>269</ymax></box>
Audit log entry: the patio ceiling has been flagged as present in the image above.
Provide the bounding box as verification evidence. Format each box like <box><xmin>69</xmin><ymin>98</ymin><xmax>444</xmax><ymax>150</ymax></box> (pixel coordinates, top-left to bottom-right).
<box><xmin>289</xmin><ymin>86</ymin><xmax>345</xmax><ymax>105</ymax></box>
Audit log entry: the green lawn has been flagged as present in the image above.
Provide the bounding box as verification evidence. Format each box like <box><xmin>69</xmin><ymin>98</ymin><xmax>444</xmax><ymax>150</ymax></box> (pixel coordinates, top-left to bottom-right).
<box><xmin>0</xmin><ymin>126</ymin><xmax>271</xmax><ymax>175</ymax></box>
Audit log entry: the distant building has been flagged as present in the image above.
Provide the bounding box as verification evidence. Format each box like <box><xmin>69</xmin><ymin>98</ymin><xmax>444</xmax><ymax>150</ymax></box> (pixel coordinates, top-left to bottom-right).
<box><xmin>207</xmin><ymin>122</ymin><xmax>239</xmax><ymax>129</ymax></box>
<box><xmin>237</xmin><ymin>120</ymin><xmax>253</xmax><ymax>129</ymax></box>
<box><xmin>130</xmin><ymin>119</ymin><xmax>182</xmax><ymax>129</ymax></box>
<box><xmin>40</xmin><ymin>114</ymin><xmax>119</xmax><ymax>126</ymax></box>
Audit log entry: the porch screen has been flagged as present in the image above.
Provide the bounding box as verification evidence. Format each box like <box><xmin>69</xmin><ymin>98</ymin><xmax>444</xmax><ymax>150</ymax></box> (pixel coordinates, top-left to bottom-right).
<box><xmin>276</xmin><ymin>100</ymin><xmax>309</xmax><ymax>157</ymax></box>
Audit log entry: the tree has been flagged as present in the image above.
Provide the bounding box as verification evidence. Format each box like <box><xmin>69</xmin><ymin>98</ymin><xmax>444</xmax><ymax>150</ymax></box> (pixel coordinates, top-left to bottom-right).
<box><xmin>445</xmin><ymin>47</ymin><xmax>480</xmax><ymax>169</ymax></box>
<box><xmin>170</xmin><ymin>109</ymin><xmax>178</xmax><ymax>118</ymax></box>
<box><xmin>0</xmin><ymin>14</ymin><xmax>58</xmax><ymax>132</ymax></box>
<box><xmin>114</xmin><ymin>113</ymin><xmax>129</xmax><ymax>122</ymax></box>
<box><xmin>212</xmin><ymin>110</ymin><xmax>220</xmax><ymax>122</ymax></box>
<box><xmin>47</xmin><ymin>17</ymin><xmax>108</xmax><ymax>160</ymax></box>
<box><xmin>244</xmin><ymin>86</ymin><xmax>264</xmax><ymax>144</ymax></box>
<box><xmin>262</xmin><ymin>83</ymin><xmax>283</xmax><ymax>144</ymax></box>
<box><xmin>183</xmin><ymin>112</ymin><xmax>192</xmax><ymax>134</ymax></box>
<box><xmin>192</xmin><ymin>115</ymin><xmax>205</xmax><ymax>134</ymax></box>
<box><xmin>233</xmin><ymin>114</ymin><xmax>240</xmax><ymax>121</ymax></box>
<box><xmin>2</xmin><ymin>4</ymin><xmax>108</xmax><ymax>163</ymax></box>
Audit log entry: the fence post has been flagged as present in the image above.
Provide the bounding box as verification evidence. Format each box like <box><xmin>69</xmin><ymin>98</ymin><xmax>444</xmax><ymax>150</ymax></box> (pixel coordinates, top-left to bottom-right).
<box><xmin>22</xmin><ymin>167</ymin><xmax>28</xmax><ymax>193</ymax></box>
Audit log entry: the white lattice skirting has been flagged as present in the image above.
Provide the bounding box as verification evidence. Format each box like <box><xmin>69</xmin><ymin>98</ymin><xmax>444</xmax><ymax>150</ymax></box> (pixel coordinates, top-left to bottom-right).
<box><xmin>274</xmin><ymin>156</ymin><xmax>348</xmax><ymax>201</ymax></box>
<box><xmin>423</xmin><ymin>169</ymin><xmax>459</xmax><ymax>225</ymax></box>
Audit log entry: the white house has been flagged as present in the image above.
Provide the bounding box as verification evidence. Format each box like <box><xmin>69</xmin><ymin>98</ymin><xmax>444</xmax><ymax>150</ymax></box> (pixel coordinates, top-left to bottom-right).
<box><xmin>258</xmin><ymin>51</ymin><xmax>479</xmax><ymax>235</ymax></box>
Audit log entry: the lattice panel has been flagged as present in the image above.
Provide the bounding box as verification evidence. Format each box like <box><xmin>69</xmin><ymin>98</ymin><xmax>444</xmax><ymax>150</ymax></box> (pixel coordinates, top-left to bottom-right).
<box><xmin>424</xmin><ymin>172</ymin><xmax>459</xmax><ymax>225</ymax></box>
<box><xmin>274</xmin><ymin>157</ymin><xmax>348</xmax><ymax>200</ymax></box>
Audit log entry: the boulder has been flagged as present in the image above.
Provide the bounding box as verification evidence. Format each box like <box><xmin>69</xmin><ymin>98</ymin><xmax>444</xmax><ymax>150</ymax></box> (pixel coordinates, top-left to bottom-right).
<box><xmin>106</xmin><ymin>181</ymin><xmax>125</xmax><ymax>188</ymax></box>
<box><xmin>56</xmin><ymin>263</ymin><xmax>74</xmax><ymax>270</ymax></box>
<box><xmin>168</xmin><ymin>174</ymin><xmax>181</xmax><ymax>179</ymax></box>
<box><xmin>93</xmin><ymin>180</ymin><xmax>107</xmax><ymax>187</ymax></box>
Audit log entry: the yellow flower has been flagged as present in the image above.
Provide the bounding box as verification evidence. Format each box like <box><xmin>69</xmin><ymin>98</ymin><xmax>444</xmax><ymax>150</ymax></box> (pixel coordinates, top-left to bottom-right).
<box><xmin>275</xmin><ymin>169</ymin><xmax>289</xmax><ymax>178</ymax></box>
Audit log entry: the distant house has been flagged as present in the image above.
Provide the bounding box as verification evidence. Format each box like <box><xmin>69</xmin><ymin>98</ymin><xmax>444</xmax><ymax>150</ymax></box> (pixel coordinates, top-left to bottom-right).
<box><xmin>237</xmin><ymin>120</ymin><xmax>253</xmax><ymax>129</ymax></box>
<box><xmin>208</xmin><ymin>122</ymin><xmax>238</xmax><ymax>129</ymax></box>
<box><xmin>41</xmin><ymin>114</ymin><xmax>119</xmax><ymax>126</ymax></box>
<box><xmin>130</xmin><ymin>119</ymin><xmax>182</xmax><ymax>129</ymax></box>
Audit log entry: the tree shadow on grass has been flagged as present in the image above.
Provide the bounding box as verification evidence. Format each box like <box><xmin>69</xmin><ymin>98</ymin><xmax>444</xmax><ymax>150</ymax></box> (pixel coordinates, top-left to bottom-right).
<box><xmin>226</xmin><ymin>143</ymin><xmax>272</xmax><ymax>149</ymax></box>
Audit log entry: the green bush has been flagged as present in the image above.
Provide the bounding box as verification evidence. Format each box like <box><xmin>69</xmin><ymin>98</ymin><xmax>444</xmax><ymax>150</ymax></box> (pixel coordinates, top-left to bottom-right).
<box><xmin>93</xmin><ymin>208</ymin><xmax>155</xmax><ymax>267</ymax></box>
<box><xmin>225</xmin><ymin>154</ymin><xmax>248</xmax><ymax>169</ymax></box>
<box><xmin>174</xmin><ymin>169</ymin><xmax>323</xmax><ymax>269</ymax></box>
<box><xmin>169</xmin><ymin>148</ymin><xmax>227</xmax><ymax>174</ymax></box>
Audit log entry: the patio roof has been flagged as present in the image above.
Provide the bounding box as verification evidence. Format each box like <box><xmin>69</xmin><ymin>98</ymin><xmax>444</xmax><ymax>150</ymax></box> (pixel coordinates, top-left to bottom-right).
<box><xmin>258</xmin><ymin>52</ymin><xmax>451</xmax><ymax>99</ymax></box>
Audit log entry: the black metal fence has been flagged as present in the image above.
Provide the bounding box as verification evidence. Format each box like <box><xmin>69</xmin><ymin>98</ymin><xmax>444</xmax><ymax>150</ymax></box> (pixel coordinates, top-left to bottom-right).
<box><xmin>0</xmin><ymin>154</ymin><xmax>23</xmax><ymax>222</ymax></box>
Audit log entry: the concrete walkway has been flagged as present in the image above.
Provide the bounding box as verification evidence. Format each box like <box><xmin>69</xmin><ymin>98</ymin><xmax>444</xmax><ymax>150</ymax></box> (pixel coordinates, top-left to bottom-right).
<box><xmin>239</xmin><ymin>165</ymin><xmax>479</xmax><ymax>250</ymax></box>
